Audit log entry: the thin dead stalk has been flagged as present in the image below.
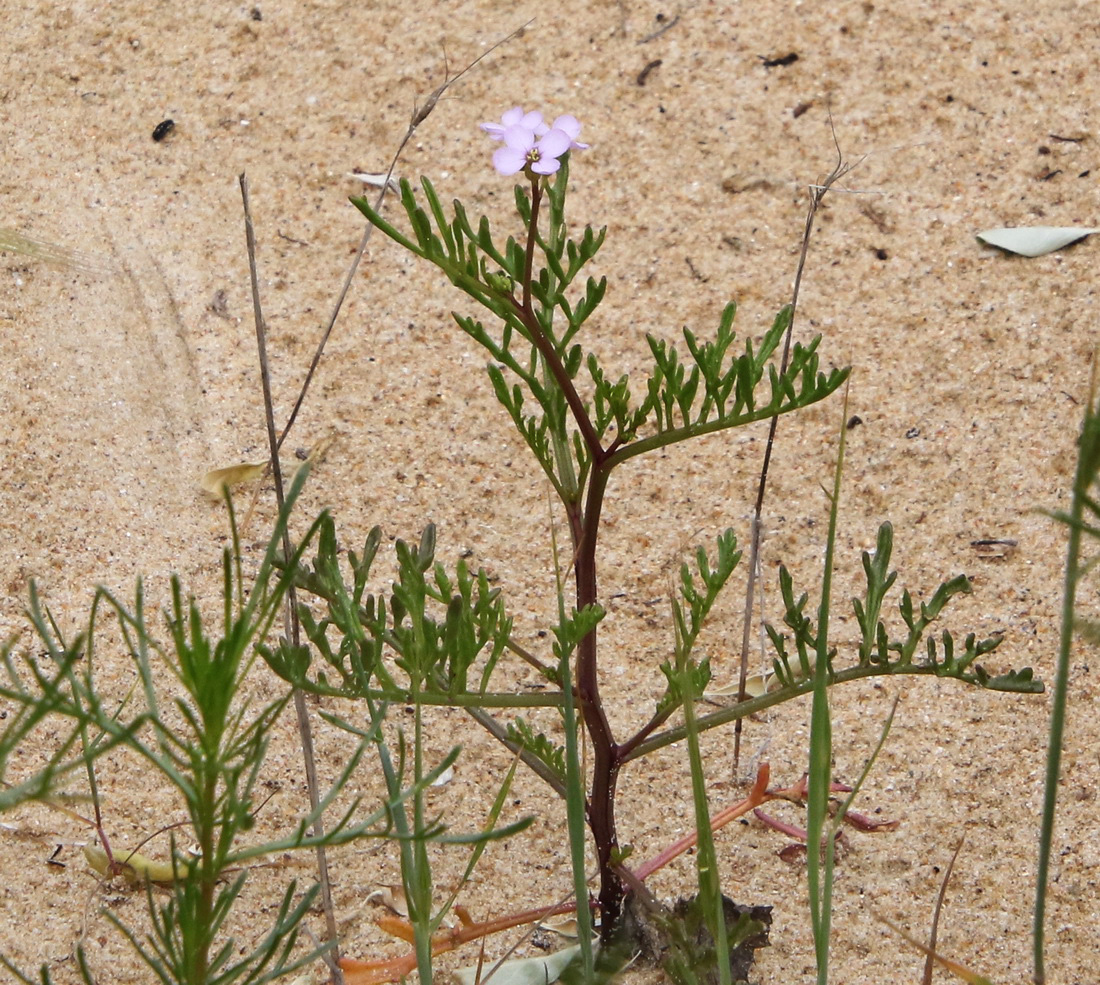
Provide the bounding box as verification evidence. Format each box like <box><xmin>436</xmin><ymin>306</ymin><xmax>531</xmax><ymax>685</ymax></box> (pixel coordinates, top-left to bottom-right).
<box><xmin>733</xmin><ymin>125</ymin><xmax>859</xmax><ymax>771</ymax></box>
<box><xmin>240</xmin><ymin>172</ymin><xmax>342</xmax><ymax>982</ymax></box>
<box><xmin>924</xmin><ymin>836</ymin><xmax>965</xmax><ymax>985</ymax></box>
<box><xmin>275</xmin><ymin>20</ymin><xmax>532</xmax><ymax>455</ymax></box>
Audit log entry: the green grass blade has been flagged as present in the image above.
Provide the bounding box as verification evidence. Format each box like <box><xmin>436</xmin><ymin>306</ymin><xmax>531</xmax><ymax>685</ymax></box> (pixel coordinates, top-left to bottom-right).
<box><xmin>681</xmin><ymin>656</ymin><xmax>731</xmax><ymax>985</ymax></box>
<box><xmin>549</xmin><ymin>492</ymin><xmax>595</xmax><ymax>977</ymax></box>
<box><xmin>807</xmin><ymin>386</ymin><xmax>849</xmax><ymax>985</ymax></box>
<box><xmin>1033</xmin><ymin>366</ymin><xmax>1100</xmax><ymax>983</ymax></box>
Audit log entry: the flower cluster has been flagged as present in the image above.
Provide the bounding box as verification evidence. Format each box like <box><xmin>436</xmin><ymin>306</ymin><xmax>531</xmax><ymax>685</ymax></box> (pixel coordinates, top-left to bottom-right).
<box><xmin>480</xmin><ymin>106</ymin><xmax>588</xmax><ymax>177</ymax></box>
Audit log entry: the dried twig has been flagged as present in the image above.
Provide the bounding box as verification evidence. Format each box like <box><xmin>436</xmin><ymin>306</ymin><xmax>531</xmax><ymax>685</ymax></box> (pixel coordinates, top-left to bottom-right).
<box><xmin>638</xmin><ymin>12</ymin><xmax>680</xmax><ymax>44</ymax></box>
<box><xmin>924</xmin><ymin>836</ymin><xmax>966</xmax><ymax>985</ymax></box>
<box><xmin>275</xmin><ymin>20</ymin><xmax>532</xmax><ymax>454</ymax></box>
<box><xmin>872</xmin><ymin>841</ymin><xmax>991</xmax><ymax>985</ymax></box>
<box><xmin>240</xmin><ymin>172</ymin><xmax>342</xmax><ymax>983</ymax></box>
<box><xmin>733</xmin><ymin>119</ymin><xmax>860</xmax><ymax>770</ymax></box>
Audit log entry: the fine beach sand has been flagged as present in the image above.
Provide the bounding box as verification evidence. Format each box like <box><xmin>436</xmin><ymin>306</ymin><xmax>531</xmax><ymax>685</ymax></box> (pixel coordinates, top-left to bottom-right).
<box><xmin>2</xmin><ymin>1</ymin><xmax>1098</xmax><ymax>982</ymax></box>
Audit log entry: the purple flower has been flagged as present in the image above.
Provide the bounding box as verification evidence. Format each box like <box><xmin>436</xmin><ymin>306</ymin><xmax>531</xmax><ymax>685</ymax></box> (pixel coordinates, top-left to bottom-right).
<box><xmin>481</xmin><ymin>108</ymin><xmax>589</xmax><ymax>176</ymax></box>
<box><xmin>480</xmin><ymin>106</ymin><xmax>549</xmax><ymax>141</ymax></box>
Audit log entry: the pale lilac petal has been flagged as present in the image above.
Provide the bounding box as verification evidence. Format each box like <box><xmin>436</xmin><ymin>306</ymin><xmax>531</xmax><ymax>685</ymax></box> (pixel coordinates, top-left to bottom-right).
<box><xmin>537</xmin><ymin>128</ymin><xmax>571</xmax><ymax>159</ymax></box>
<box><xmin>517</xmin><ymin>110</ymin><xmax>544</xmax><ymax>131</ymax></box>
<box><xmin>484</xmin><ymin>108</ymin><xmax>542</xmax><ymax>142</ymax></box>
<box><xmin>493</xmin><ymin>146</ymin><xmax>528</xmax><ymax>175</ymax></box>
<box><xmin>502</xmin><ymin>125</ymin><xmax>536</xmax><ymax>152</ymax></box>
<box><xmin>551</xmin><ymin>115</ymin><xmax>589</xmax><ymax>149</ymax></box>
<box><xmin>531</xmin><ymin>156</ymin><xmax>562</xmax><ymax>175</ymax></box>
<box><xmin>482</xmin><ymin>108</ymin><xmax>586</xmax><ymax>176</ymax></box>
<box><xmin>551</xmin><ymin>115</ymin><xmax>580</xmax><ymax>139</ymax></box>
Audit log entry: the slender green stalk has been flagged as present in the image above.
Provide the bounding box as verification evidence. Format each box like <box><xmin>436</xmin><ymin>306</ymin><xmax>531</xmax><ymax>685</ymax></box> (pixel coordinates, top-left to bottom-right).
<box><xmin>403</xmin><ymin>589</ymin><xmax>436</xmax><ymax>984</ymax></box>
<box><xmin>1033</xmin><ymin>364</ymin><xmax>1100</xmax><ymax>983</ymax></box>
<box><xmin>376</xmin><ymin>731</ymin><xmax>434</xmax><ymax>985</ymax></box>
<box><xmin>548</xmin><ymin>497</ymin><xmax>596</xmax><ymax>976</ymax></box>
<box><xmin>680</xmin><ymin>655</ymin><xmax>731</xmax><ymax>985</ymax></box>
<box><xmin>1032</xmin><ymin>524</ymin><xmax>1078</xmax><ymax>984</ymax></box>
<box><xmin>829</xmin><ymin>699</ymin><xmax>897</xmax><ymax>839</ymax></box>
<box><xmin>806</xmin><ymin>386</ymin><xmax>850</xmax><ymax>985</ymax></box>
<box><xmin>412</xmin><ymin>706</ymin><xmax>435</xmax><ymax>982</ymax></box>
<box><xmin>434</xmin><ymin>754</ymin><xmax>523</xmax><ymax>931</ymax></box>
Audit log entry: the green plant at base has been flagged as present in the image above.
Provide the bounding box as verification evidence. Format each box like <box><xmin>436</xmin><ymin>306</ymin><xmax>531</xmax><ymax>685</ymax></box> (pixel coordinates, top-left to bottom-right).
<box><xmin>0</xmin><ymin>472</ymin><xmax>511</xmax><ymax>985</ymax></box>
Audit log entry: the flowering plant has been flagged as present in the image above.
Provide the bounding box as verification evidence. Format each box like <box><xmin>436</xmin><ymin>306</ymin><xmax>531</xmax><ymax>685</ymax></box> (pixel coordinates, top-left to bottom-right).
<box><xmin>0</xmin><ymin>91</ymin><xmax>1055</xmax><ymax>985</ymax></box>
<box><xmin>262</xmin><ymin>106</ymin><xmax>1041</xmax><ymax>982</ymax></box>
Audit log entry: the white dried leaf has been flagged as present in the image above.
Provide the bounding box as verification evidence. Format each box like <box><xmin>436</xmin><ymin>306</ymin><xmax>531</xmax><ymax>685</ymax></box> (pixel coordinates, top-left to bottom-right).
<box><xmin>451</xmin><ymin>942</ymin><xmax>590</xmax><ymax>985</ymax></box>
<box><xmin>200</xmin><ymin>461</ymin><xmax>268</xmax><ymax>495</ymax></box>
<box><xmin>348</xmin><ymin>170</ymin><xmax>400</xmax><ymax>191</ymax></box>
<box><xmin>705</xmin><ymin>673</ymin><xmax>774</xmax><ymax>699</ymax></box>
<box><xmin>537</xmin><ymin>913</ymin><xmax>579</xmax><ymax>938</ymax></box>
<box><xmin>431</xmin><ymin>764</ymin><xmax>455</xmax><ymax>787</ymax></box>
<box><xmin>976</xmin><ymin>226</ymin><xmax>1099</xmax><ymax>257</ymax></box>
<box><xmin>365</xmin><ymin>884</ymin><xmax>408</xmax><ymax>917</ymax></box>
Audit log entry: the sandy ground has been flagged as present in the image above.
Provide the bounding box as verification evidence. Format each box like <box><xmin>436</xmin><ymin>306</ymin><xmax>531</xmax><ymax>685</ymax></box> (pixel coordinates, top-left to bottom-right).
<box><xmin>1</xmin><ymin>0</ymin><xmax>1098</xmax><ymax>982</ymax></box>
